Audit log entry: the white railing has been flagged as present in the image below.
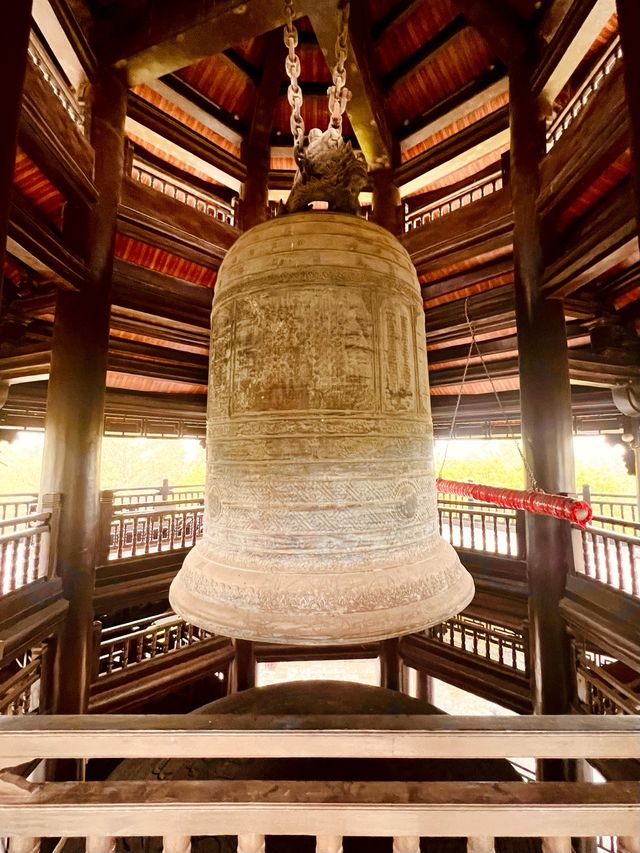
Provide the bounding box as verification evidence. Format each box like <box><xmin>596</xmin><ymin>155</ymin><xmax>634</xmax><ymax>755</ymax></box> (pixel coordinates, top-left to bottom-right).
<box><xmin>131</xmin><ymin>160</ymin><xmax>236</xmax><ymax>225</ymax></box>
<box><xmin>27</xmin><ymin>32</ymin><xmax>84</xmax><ymax>131</ymax></box>
<box><xmin>546</xmin><ymin>35</ymin><xmax>623</xmax><ymax>151</ymax></box>
<box><xmin>576</xmin><ymin>515</ymin><xmax>640</xmax><ymax>600</ymax></box>
<box><xmin>0</xmin><ymin>715</ymin><xmax>638</xmax><ymax>852</ymax></box>
<box><xmin>404</xmin><ymin>171</ymin><xmax>502</xmax><ymax>232</ymax></box>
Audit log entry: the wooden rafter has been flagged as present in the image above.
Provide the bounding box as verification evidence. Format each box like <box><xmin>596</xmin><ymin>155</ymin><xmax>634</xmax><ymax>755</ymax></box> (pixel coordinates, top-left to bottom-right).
<box><xmin>382</xmin><ymin>14</ymin><xmax>469</xmax><ymax>92</ymax></box>
<box><xmin>451</xmin><ymin>0</ymin><xmax>528</xmax><ymax>67</ymax></box>
<box><xmin>372</xmin><ymin>0</ymin><xmax>425</xmax><ymax>41</ymax></box>
<box><xmin>102</xmin><ymin>0</ymin><xmax>293</xmax><ymax>87</ymax></box>
<box><xmin>307</xmin><ymin>0</ymin><xmax>395</xmax><ymax>167</ymax></box>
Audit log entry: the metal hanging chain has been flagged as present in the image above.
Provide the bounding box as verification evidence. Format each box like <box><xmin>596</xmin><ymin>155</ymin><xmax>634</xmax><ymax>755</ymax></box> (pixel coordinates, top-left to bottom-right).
<box><xmin>438</xmin><ymin>298</ymin><xmax>541</xmax><ymax>492</ymax></box>
<box><xmin>283</xmin><ymin>0</ymin><xmax>305</xmax><ymax>164</ymax></box>
<box><xmin>327</xmin><ymin>1</ymin><xmax>352</xmax><ymax>131</ymax></box>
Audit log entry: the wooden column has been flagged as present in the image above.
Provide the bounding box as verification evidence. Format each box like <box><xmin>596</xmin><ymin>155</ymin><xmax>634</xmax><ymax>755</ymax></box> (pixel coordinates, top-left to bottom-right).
<box><xmin>380</xmin><ymin>637</ymin><xmax>400</xmax><ymax>691</ymax></box>
<box><xmin>0</xmin><ymin>0</ymin><xmax>32</xmax><ymax>313</ymax></box>
<box><xmin>371</xmin><ymin>168</ymin><xmax>402</xmax><ymax>235</ymax></box>
<box><xmin>617</xmin><ymin>0</ymin><xmax>640</xmax><ymax>238</ymax></box>
<box><xmin>232</xmin><ymin>639</ymin><xmax>256</xmax><ymax>692</ymax></box>
<box><xmin>40</xmin><ymin>71</ymin><xmax>127</xmax><ymax>717</ymax></box>
<box><xmin>510</xmin><ymin>56</ymin><xmax>577</xmax><ymax>777</ymax></box>
<box><xmin>239</xmin><ymin>30</ymin><xmax>282</xmax><ymax>231</ymax></box>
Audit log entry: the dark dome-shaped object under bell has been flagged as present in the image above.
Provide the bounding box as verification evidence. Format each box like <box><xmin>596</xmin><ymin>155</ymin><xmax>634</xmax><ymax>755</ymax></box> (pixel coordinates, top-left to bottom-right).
<box><xmin>170</xmin><ymin>212</ymin><xmax>474</xmax><ymax>644</ymax></box>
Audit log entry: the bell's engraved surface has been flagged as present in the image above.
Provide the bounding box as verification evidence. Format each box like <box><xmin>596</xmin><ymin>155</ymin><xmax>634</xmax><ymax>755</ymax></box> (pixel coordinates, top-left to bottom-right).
<box><xmin>170</xmin><ymin>212</ymin><xmax>474</xmax><ymax>644</ymax></box>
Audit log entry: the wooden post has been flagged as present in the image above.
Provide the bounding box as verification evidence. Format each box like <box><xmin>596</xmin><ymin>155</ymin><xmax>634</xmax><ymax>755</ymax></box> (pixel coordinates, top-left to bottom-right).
<box><xmin>86</xmin><ymin>839</ymin><xmax>116</xmax><ymax>853</ymax></box>
<box><xmin>239</xmin><ymin>30</ymin><xmax>282</xmax><ymax>232</ymax></box>
<box><xmin>0</xmin><ymin>0</ymin><xmax>33</xmax><ymax>314</ymax></box>
<box><xmin>510</xmin><ymin>55</ymin><xmax>577</xmax><ymax>778</ymax></box>
<box><xmin>40</xmin><ymin>493</ymin><xmax>62</xmax><ymax>579</ymax></box>
<box><xmin>467</xmin><ymin>839</ymin><xmax>495</xmax><ymax>853</ymax></box>
<box><xmin>380</xmin><ymin>637</ymin><xmax>400</xmax><ymax>691</ymax></box>
<box><xmin>238</xmin><ymin>834</ymin><xmax>265</xmax><ymax>853</ymax></box>
<box><xmin>232</xmin><ymin>639</ymin><xmax>256</xmax><ymax>692</ymax></box>
<box><xmin>8</xmin><ymin>839</ymin><xmax>40</xmax><ymax>853</ymax></box>
<box><xmin>617</xmin><ymin>0</ymin><xmax>640</xmax><ymax>242</ymax></box>
<box><xmin>163</xmin><ymin>837</ymin><xmax>191</xmax><ymax>853</ymax></box>
<box><xmin>316</xmin><ymin>836</ymin><xmax>343</xmax><ymax>853</ymax></box>
<box><xmin>371</xmin><ymin>168</ymin><xmax>402</xmax><ymax>235</ymax></box>
<box><xmin>96</xmin><ymin>490</ymin><xmax>115</xmax><ymax>566</ymax></box>
<box><xmin>39</xmin><ymin>71</ymin><xmax>127</xmax><ymax>718</ymax></box>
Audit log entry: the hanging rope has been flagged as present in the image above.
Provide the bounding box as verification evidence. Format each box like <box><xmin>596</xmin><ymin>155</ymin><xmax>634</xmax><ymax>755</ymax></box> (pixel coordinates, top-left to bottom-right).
<box><xmin>435</xmin><ymin>298</ymin><xmax>592</xmax><ymax>525</ymax></box>
<box><xmin>438</xmin><ymin>297</ymin><xmax>538</xmax><ymax>489</ymax></box>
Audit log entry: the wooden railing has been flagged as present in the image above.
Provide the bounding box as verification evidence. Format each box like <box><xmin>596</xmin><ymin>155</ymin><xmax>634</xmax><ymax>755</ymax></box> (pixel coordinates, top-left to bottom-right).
<box><xmin>101</xmin><ymin>498</ymin><xmax>204</xmax><ymax>562</ymax></box>
<box><xmin>110</xmin><ymin>481</ymin><xmax>205</xmax><ymax>506</ymax></box>
<box><xmin>0</xmin><ymin>495</ymin><xmax>60</xmax><ymax>596</ymax></box>
<box><xmin>427</xmin><ymin>616</ymin><xmax>528</xmax><ymax>675</ymax></box>
<box><xmin>546</xmin><ymin>35</ymin><xmax>623</xmax><ymax>150</ymax></box>
<box><xmin>576</xmin><ymin>515</ymin><xmax>640</xmax><ymax>600</ymax></box>
<box><xmin>404</xmin><ymin>171</ymin><xmax>502</xmax><ymax>232</ymax></box>
<box><xmin>0</xmin><ymin>648</ymin><xmax>47</xmax><ymax>716</ymax></box>
<box><xmin>94</xmin><ymin>611</ymin><xmax>212</xmax><ymax>677</ymax></box>
<box><xmin>27</xmin><ymin>32</ymin><xmax>84</xmax><ymax>131</ymax></box>
<box><xmin>576</xmin><ymin>643</ymin><xmax>640</xmax><ymax>716</ymax></box>
<box><xmin>581</xmin><ymin>486</ymin><xmax>638</xmax><ymax>524</ymax></box>
<box><xmin>0</xmin><ymin>715</ymin><xmax>638</xmax><ymax>852</ymax></box>
<box><xmin>0</xmin><ymin>494</ymin><xmax>38</xmax><ymax>525</ymax></box>
<box><xmin>437</xmin><ymin>499</ymin><xmax>525</xmax><ymax>558</ymax></box>
<box><xmin>131</xmin><ymin>160</ymin><xmax>237</xmax><ymax>225</ymax></box>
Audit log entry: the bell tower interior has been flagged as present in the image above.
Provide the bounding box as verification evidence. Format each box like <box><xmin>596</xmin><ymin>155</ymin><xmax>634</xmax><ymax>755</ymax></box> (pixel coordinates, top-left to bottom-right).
<box><xmin>0</xmin><ymin>1</ymin><xmax>639</xmax><ymax>851</ymax></box>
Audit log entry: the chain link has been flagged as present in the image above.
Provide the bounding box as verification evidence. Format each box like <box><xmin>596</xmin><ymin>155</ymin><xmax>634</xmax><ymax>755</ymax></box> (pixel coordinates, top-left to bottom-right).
<box><xmin>283</xmin><ymin>0</ymin><xmax>305</xmax><ymax>162</ymax></box>
<box><xmin>327</xmin><ymin>1</ymin><xmax>351</xmax><ymax>130</ymax></box>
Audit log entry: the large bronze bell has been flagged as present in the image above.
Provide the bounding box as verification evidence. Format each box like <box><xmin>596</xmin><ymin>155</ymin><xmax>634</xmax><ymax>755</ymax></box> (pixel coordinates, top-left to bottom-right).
<box><xmin>170</xmin><ymin>212</ymin><xmax>474</xmax><ymax>644</ymax></box>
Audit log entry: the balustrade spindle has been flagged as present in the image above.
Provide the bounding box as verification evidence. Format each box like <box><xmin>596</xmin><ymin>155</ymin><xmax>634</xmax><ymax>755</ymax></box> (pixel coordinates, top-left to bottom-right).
<box><xmin>9</xmin><ymin>838</ymin><xmax>40</xmax><ymax>852</ymax></box>
<box><xmin>86</xmin><ymin>838</ymin><xmax>116</xmax><ymax>853</ymax></box>
<box><xmin>467</xmin><ymin>838</ymin><xmax>495</xmax><ymax>853</ymax></box>
<box><xmin>238</xmin><ymin>834</ymin><xmax>265</xmax><ymax>853</ymax></box>
<box><xmin>163</xmin><ymin>836</ymin><xmax>192</xmax><ymax>853</ymax></box>
<box><xmin>541</xmin><ymin>839</ymin><xmax>571</xmax><ymax>853</ymax></box>
<box><xmin>393</xmin><ymin>837</ymin><xmax>420</xmax><ymax>853</ymax></box>
<box><xmin>316</xmin><ymin>836</ymin><xmax>343</xmax><ymax>853</ymax></box>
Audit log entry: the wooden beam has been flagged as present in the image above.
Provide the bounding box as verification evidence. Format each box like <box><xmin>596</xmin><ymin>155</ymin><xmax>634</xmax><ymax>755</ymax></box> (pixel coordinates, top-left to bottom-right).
<box><xmin>0</xmin><ymin>714</ymin><xmax>637</xmax><ymax>760</ymax></box>
<box><xmin>127</xmin><ymin>93</ymin><xmax>245</xmax><ymax>187</ymax></box>
<box><xmin>396</xmin><ymin>108</ymin><xmax>510</xmax><ymax>196</ymax></box>
<box><xmin>45</xmin><ymin>0</ymin><xmax>97</xmax><ymax>79</ymax></box>
<box><xmin>112</xmin><ymin>259</ymin><xmax>213</xmax><ymax>330</ymax></box>
<box><xmin>533</xmin><ymin>0</ymin><xmax>616</xmax><ymax>108</ymax></box>
<box><xmin>382</xmin><ymin>15</ymin><xmax>469</xmax><ymax>92</ymax></box>
<box><xmin>617</xmin><ymin>0</ymin><xmax>640</xmax><ymax>251</ymax></box>
<box><xmin>400</xmin><ymin>69</ymin><xmax>508</xmax><ymax>154</ymax></box>
<box><xmin>307</xmin><ymin>0</ymin><xmax>394</xmax><ymax>167</ymax></box>
<box><xmin>150</xmin><ymin>76</ymin><xmax>244</xmax><ymax>145</ymax></box>
<box><xmin>0</xmin><ymin>1</ymin><xmax>32</xmax><ymax>312</ymax></box>
<box><xmin>8</xmin><ymin>190</ymin><xmax>87</xmax><ymax>290</ymax></box>
<box><xmin>118</xmin><ymin>177</ymin><xmax>238</xmax><ymax>267</ymax></box>
<box><xmin>539</xmin><ymin>61</ymin><xmax>629</xmax><ymax>223</ymax></box>
<box><xmin>544</xmin><ymin>178</ymin><xmax>638</xmax><ymax>298</ymax></box>
<box><xmin>102</xmin><ymin>0</ymin><xmax>291</xmax><ymax>87</ymax></box>
<box><xmin>240</xmin><ymin>30</ymin><xmax>284</xmax><ymax>230</ymax></box>
<box><xmin>451</xmin><ymin>0</ymin><xmax>528</xmax><ymax>67</ymax></box>
<box><xmin>19</xmin><ymin>57</ymin><xmax>96</xmax><ymax>206</ymax></box>
<box><xmin>401</xmin><ymin>186</ymin><xmax>513</xmax><ymax>277</ymax></box>
<box><xmin>372</xmin><ymin>0</ymin><xmax>425</xmax><ymax>41</ymax></box>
